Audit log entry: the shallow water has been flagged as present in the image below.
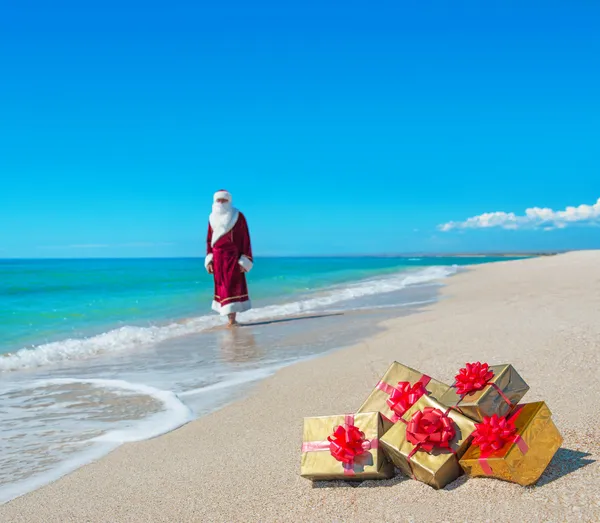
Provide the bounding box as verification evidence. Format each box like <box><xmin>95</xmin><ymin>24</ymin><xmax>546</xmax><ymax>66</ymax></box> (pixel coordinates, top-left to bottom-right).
<box><xmin>0</xmin><ymin>257</ymin><xmax>522</xmax><ymax>503</ymax></box>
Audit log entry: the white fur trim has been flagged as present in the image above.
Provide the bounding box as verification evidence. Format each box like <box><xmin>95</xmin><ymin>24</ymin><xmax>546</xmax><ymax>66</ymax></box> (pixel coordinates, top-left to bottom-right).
<box><xmin>213</xmin><ymin>190</ymin><xmax>231</xmax><ymax>202</ymax></box>
<box><xmin>212</xmin><ymin>299</ymin><xmax>251</xmax><ymax>316</ymax></box>
<box><xmin>205</xmin><ymin>253</ymin><xmax>213</xmax><ymax>270</ymax></box>
<box><xmin>238</xmin><ymin>255</ymin><xmax>253</xmax><ymax>273</ymax></box>
<box><xmin>209</xmin><ymin>208</ymin><xmax>239</xmax><ymax>247</ymax></box>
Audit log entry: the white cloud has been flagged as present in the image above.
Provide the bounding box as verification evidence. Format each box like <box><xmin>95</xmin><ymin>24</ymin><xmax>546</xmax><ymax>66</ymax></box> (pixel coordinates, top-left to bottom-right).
<box><xmin>439</xmin><ymin>197</ymin><xmax>600</xmax><ymax>232</ymax></box>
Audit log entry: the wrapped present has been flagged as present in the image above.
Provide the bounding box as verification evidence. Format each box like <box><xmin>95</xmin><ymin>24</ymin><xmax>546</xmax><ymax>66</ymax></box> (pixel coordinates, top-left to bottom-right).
<box><xmin>357</xmin><ymin>361</ymin><xmax>450</xmax><ymax>432</ymax></box>
<box><xmin>300</xmin><ymin>411</ymin><xmax>394</xmax><ymax>481</ymax></box>
<box><xmin>380</xmin><ymin>394</ymin><xmax>476</xmax><ymax>489</ymax></box>
<box><xmin>439</xmin><ymin>362</ymin><xmax>529</xmax><ymax>422</ymax></box>
<box><xmin>459</xmin><ymin>401</ymin><xmax>563</xmax><ymax>486</ymax></box>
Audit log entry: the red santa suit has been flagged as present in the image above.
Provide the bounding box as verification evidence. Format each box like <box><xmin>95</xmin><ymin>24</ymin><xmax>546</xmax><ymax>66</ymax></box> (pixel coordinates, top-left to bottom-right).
<box><xmin>205</xmin><ymin>191</ymin><xmax>253</xmax><ymax>315</ymax></box>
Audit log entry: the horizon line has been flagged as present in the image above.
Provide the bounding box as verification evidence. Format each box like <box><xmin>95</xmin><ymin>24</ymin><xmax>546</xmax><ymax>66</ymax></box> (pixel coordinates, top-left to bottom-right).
<box><xmin>0</xmin><ymin>251</ymin><xmax>570</xmax><ymax>261</ymax></box>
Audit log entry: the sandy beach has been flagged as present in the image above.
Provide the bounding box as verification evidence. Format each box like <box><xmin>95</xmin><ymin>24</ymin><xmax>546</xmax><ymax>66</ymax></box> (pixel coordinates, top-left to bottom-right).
<box><xmin>2</xmin><ymin>251</ymin><xmax>599</xmax><ymax>522</ymax></box>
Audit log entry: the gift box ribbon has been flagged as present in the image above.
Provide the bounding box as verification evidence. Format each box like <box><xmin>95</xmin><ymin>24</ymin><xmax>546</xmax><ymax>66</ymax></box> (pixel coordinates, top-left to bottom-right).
<box><xmin>403</xmin><ymin>407</ymin><xmax>456</xmax><ymax>458</ymax></box>
<box><xmin>452</xmin><ymin>362</ymin><xmax>514</xmax><ymax>410</ymax></box>
<box><xmin>398</xmin><ymin>407</ymin><xmax>457</xmax><ymax>479</ymax></box>
<box><xmin>301</xmin><ymin>414</ymin><xmax>378</xmax><ymax>476</ymax></box>
<box><xmin>376</xmin><ymin>374</ymin><xmax>432</xmax><ymax>422</ymax></box>
<box><xmin>472</xmin><ymin>405</ymin><xmax>529</xmax><ymax>475</ymax></box>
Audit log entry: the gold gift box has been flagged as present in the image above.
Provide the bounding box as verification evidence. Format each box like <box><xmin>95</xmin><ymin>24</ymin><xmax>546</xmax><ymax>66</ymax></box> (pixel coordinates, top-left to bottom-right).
<box><xmin>380</xmin><ymin>394</ymin><xmax>476</xmax><ymax>489</ymax></box>
<box><xmin>440</xmin><ymin>364</ymin><xmax>529</xmax><ymax>422</ymax></box>
<box><xmin>357</xmin><ymin>361</ymin><xmax>450</xmax><ymax>433</ymax></box>
<box><xmin>459</xmin><ymin>401</ymin><xmax>563</xmax><ymax>486</ymax></box>
<box><xmin>300</xmin><ymin>411</ymin><xmax>394</xmax><ymax>481</ymax></box>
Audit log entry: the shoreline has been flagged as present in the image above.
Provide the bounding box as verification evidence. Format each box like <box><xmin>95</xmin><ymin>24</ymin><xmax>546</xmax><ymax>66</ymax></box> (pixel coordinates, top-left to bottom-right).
<box><xmin>0</xmin><ymin>268</ymin><xmax>446</xmax><ymax>503</ymax></box>
<box><xmin>2</xmin><ymin>252</ymin><xmax>599</xmax><ymax>522</ymax></box>
<box><xmin>0</xmin><ymin>262</ymin><xmax>455</xmax><ymax>366</ymax></box>
<box><xmin>0</xmin><ymin>279</ymin><xmax>442</xmax><ymax>504</ymax></box>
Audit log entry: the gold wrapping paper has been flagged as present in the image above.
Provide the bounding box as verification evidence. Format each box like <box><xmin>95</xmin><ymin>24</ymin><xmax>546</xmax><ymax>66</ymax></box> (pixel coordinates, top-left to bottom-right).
<box><xmin>357</xmin><ymin>361</ymin><xmax>450</xmax><ymax>433</ymax></box>
<box><xmin>300</xmin><ymin>411</ymin><xmax>394</xmax><ymax>481</ymax></box>
<box><xmin>459</xmin><ymin>401</ymin><xmax>563</xmax><ymax>486</ymax></box>
<box><xmin>440</xmin><ymin>364</ymin><xmax>529</xmax><ymax>422</ymax></box>
<box><xmin>380</xmin><ymin>395</ymin><xmax>476</xmax><ymax>489</ymax></box>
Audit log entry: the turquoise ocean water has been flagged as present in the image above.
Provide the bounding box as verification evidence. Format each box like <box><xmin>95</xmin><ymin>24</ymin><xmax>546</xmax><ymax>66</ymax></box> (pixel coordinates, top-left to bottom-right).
<box><xmin>1</xmin><ymin>256</ymin><xmax>513</xmax><ymax>356</ymax></box>
<box><xmin>0</xmin><ymin>256</ymin><xmax>522</xmax><ymax>503</ymax></box>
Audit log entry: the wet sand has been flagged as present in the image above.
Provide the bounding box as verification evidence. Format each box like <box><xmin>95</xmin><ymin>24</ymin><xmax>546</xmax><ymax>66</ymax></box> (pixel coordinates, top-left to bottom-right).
<box><xmin>1</xmin><ymin>251</ymin><xmax>599</xmax><ymax>522</ymax></box>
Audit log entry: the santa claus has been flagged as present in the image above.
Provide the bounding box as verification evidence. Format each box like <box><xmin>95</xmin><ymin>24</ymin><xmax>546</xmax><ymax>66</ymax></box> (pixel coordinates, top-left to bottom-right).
<box><xmin>205</xmin><ymin>190</ymin><xmax>253</xmax><ymax>326</ymax></box>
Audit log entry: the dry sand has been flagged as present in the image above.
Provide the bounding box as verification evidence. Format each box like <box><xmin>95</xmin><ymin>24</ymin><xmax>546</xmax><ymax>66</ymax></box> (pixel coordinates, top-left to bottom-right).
<box><xmin>1</xmin><ymin>251</ymin><xmax>599</xmax><ymax>522</ymax></box>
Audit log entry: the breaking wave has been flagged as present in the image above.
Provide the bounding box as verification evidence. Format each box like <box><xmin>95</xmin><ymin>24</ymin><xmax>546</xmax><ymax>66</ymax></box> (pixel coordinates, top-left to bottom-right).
<box><xmin>0</xmin><ymin>378</ymin><xmax>192</xmax><ymax>504</ymax></box>
<box><xmin>0</xmin><ymin>265</ymin><xmax>457</xmax><ymax>372</ymax></box>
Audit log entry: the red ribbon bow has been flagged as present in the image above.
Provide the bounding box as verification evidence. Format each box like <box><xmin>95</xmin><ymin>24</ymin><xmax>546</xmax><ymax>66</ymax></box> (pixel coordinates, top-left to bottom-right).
<box><xmin>386</xmin><ymin>381</ymin><xmax>428</xmax><ymax>418</ymax></box>
<box><xmin>454</xmin><ymin>361</ymin><xmax>495</xmax><ymax>395</ymax></box>
<box><xmin>327</xmin><ymin>423</ymin><xmax>368</xmax><ymax>464</ymax></box>
<box><xmin>472</xmin><ymin>414</ymin><xmax>518</xmax><ymax>456</ymax></box>
<box><xmin>406</xmin><ymin>407</ymin><xmax>456</xmax><ymax>453</ymax></box>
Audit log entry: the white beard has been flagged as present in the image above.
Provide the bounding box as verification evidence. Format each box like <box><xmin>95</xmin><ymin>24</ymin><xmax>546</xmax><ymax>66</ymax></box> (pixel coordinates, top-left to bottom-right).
<box><xmin>209</xmin><ymin>202</ymin><xmax>239</xmax><ymax>246</ymax></box>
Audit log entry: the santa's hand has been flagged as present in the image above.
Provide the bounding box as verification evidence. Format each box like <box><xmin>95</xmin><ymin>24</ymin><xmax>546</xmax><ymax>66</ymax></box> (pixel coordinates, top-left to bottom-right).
<box><xmin>207</xmin><ymin>263</ymin><xmax>214</xmax><ymax>274</ymax></box>
<box><xmin>240</xmin><ymin>265</ymin><xmax>247</xmax><ymax>273</ymax></box>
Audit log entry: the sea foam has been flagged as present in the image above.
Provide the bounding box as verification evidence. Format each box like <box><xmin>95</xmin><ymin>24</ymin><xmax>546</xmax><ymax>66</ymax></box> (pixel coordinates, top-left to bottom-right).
<box><xmin>0</xmin><ymin>378</ymin><xmax>193</xmax><ymax>504</ymax></box>
<box><xmin>0</xmin><ymin>265</ymin><xmax>456</xmax><ymax>372</ymax></box>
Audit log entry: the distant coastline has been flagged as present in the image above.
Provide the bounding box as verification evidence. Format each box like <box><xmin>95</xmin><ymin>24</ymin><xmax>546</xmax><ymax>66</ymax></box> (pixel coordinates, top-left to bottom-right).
<box><xmin>398</xmin><ymin>252</ymin><xmax>557</xmax><ymax>258</ymax></box>
<box><xmin>256</xmin><ymin>251</ymin><xmax>563</xmax><ymax>259</ymax></box>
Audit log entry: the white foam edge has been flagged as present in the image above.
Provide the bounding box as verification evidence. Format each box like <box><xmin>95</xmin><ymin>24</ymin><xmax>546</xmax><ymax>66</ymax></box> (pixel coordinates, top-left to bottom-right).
<box><xmin>329</xmin><ymin>298</ymin><xmax>438</xmax><ymax>313</ymax></box>
<box><xmin>175</xmin><ymin>354</ymin><xmax>326</xmax><ymax>399</ymax></box>
<box><xmin>178</xmin><ymin>365</ymin><xmax>285</xmax><ymax>398</ymax></box>
<box><xmin>0</xmin><ymin>378</ymin><xmax>193</xmax><ymax>505</ymax></box>
<box><xmin>0</xmin><ymin>354</ymin><xmax>335</xmax><ymax>504</ymax></box>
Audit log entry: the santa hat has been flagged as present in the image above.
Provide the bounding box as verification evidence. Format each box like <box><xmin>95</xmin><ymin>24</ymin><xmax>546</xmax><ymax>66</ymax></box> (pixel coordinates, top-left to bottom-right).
<box><xmin>213</xmin><ymin>189</ymin><xmax>232</xmax><ymax>202</ymax></box>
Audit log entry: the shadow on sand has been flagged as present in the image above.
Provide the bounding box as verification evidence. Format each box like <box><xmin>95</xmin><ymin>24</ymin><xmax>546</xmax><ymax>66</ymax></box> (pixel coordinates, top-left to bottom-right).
<box><xmin>312</xmin><ymin>473</ymin><xmax>409</xmax><ymax>489</ymax></box>
<box><xmin>239</xmin><ymin>312</ymin><xmax>344</xmax><ymax>328</ymax></box>
<box><xmin>443</xmin><ymin>474</ymin><xmax>469</xmax><ymax>491</ymax></box>
<box><xmin>532</xmin><ymin>448</ymin><xmax>595</xmax><ymax>487</ymax></box>
<box><xmin>309</xmin><ymin>448</ymin><xmax>595</xmax><ymax>491</ymax></box>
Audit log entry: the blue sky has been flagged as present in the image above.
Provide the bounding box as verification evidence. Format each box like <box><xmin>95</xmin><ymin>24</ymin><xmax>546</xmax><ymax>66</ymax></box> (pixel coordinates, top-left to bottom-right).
<box><xmin>1</xmin><ymin>1</ymin><xmax>599</xmax><ymax>257</ymax></box>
